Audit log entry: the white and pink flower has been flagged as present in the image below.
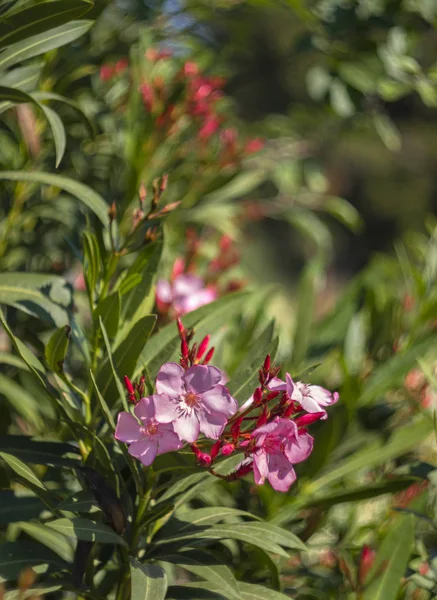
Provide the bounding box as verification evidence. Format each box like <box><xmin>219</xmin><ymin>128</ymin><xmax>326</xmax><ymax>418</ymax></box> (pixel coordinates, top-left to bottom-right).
<box><xmin>115</xmin><ymin>397</ymin><xmax>182</xmax><ymax>466</ymax></box>
<box><xmin>251</xmin><ymin>417</ymin><xmax>313</xmax><ymax>492</ymax></box>
<box><xmin>156</xmin><ymin>273</ymin><xmax>217</xmax><ymax>316</ymax></box>
<box><xmin>152</xmin><ymin>362</ymin><xmax>238</xmax><ymax>443</ymax></box>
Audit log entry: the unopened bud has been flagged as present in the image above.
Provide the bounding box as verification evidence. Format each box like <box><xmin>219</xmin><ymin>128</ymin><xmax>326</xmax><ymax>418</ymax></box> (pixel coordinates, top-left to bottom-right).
<box><xmin>358</xmin><ymin>546</ymin><xmax>376</xmax><ymax>586</ymax></box>
<box><xmin>294</xmin><ymin>412</ymin><xmax>325</xmax><ymax>427</ymax></box>
<box><xmin>160</xmin><ymin>174</ymin><xmax>168</xmax><ymax>192</ymax></box>
<box><xmin>190</xmin><ymin>443</ymin><xmax>212</xmax><ymax>467</ymax></box>
<box><xmin>197</xmin><ymin>335</ymin><xmax>210</xmax><ymax>360</ymax></box>
<box><xmin>108</xmin><ymin>201</ymin><xmax>117</xmax><ymax>222</ymax></box>
<box><xmin>203</xmin><ymin>347</ymin><xmax>215</xmax><ymax>364</ymax></box>
<box><xmin>221</xmin><ymin>443</ymin><xmax>235</xmax><ymax>456</ymax></box>
<box><xmin>177</xmin><ymin>318</ymin><xmax>185</xmax><ymax>338</ymax></box>
<box><xmin>181</xmin><ymin>339</ymin><xmax>189</xmax><ymax>358</ymax></box>
<box><xmin>210</xmin><ymin>440</ymin><xmax>222</xmax><ymax>460</ymax></box>
<box><xmin>266</xmin><ymin>390</ymin><xmax>280</xmax><ymax>402</ymax></box>
<box><xmin>263</xmin><ymin>354</ymin><xmax>271</xmax><ymax>372</ymax></box>
<box><xmin>253</xmin><ymin>387</ymin><xmax>263</xmax><ymax>405</ymax></box>
<box><xmin>124</xmin><ymin>376</ymin><xmax>136</xmax><ymax>403</ymax></box>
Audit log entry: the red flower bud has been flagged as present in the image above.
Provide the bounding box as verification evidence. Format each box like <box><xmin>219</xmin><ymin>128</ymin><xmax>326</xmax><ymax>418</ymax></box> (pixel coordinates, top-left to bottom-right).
<box><xmin>358</xmin><ymin>545</ymin><xmax>376</xmax><ymax>585</ymax></box>
<box><xmin>210</xmin><ymin>440</ymin><xmax>222</xmax><ymax>460</ymax></box>
<box><xmin>263</xmin><ymin>354</ymin><xmax>271</xmax><ymax>372</ymax></box>
<box><xmin>181</xmin><ymin>339</ymin><xmax>189</xmax><ymax>358</ymax></box>
<box><xmin>266</xmin><ymin>391</ymin><xmax>280</xmax><ymax>402</ymax></box>
<box><xmin>203</xmin><ymin>347</ymin><xmax>215</xmax><ymax>364</ymax></box>
<box><xmin>190</xmin><ymin>444</ymin><xmax>212</xmax><ymax>467</ymax></box>
<box><xmin>100</xmin><ymin>64</ymin><xmax>114</xmax><ymax>81</ymax></box>
<box><xmin>294</xmin><ymin>412</ymin><xmax>325</xmax><ymax>427</ymax></box>
<box><xmin>221</xmin><ymin>443</ymin><xmax>235</xmax><ymax>456</ymax></box>
<box><xmin>115</xmin><ymin>58</ymin><xmax>129</xmax><ymax>74</ymax></box>
<box><xmin>177</xmin><ymin>318</ymin><xmax>185</xmax><ymax>338</ymax></box>
<box><xmin>196</xmin><ymin>335</ymin><xmax>210</xmax><ymax>360</ymax></box>
<box><xmin>124</xmin><ymin>376</ymin><xmax>136</xmax><ymax>403</ymax></box>
<box><xmin>231</xmin><ymin>417</ymin><xmax>243</xmax><ymax>441</ymax></box>
<box><xmin>253</xmin><ymin>387</ymin><xmax>263</xmax><ymax>405</ymax></box>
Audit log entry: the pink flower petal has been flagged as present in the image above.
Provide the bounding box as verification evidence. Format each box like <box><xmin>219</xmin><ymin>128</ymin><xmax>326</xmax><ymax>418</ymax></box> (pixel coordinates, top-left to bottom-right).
<box><xmin>184</xmin><ymin>365</ymin><xmax>222</xmax><ymax>394</ymax></box>
<box><xmin>156</xmin><ymin>279</ymin><xmax>173</xmax><ymax>304</ymax></box>
<box><xmin>134</xmin><ymin>397</ymin><xmax>155</xmax><ymax>422</ymax></box>
<box><xmin>253</xmin><ymin>457</ymin><xmax>265</xmax><ymax>485</ymax></box>
<box><xmin>176</xmin><ymin>287</ymin><xmax>217</xmax><ymax>314</ymax></box>
<box><xmin>253</xmin><ymin>449</ymin><xmax>269</xmax><ymax>479</ymax></box>
<box><xmin>267</xmin><ymin>454</ymin><xmax>297</xmax><ymax>492</ymax></box>
<box><xmin>172</xmin><ymin>412</ymin><xmax>200</xmax><ymax>443</ymax></box>
<box><xmin>284</xmin><ymin>432</ymin><xmax>314</xmax><ymax>464</ymax></box>
<box><xmin>299</xmin><ymin>394</ymin><xmax>327</xmax><ymax>418</ymax></box>
<box><xmin>198</xmin><ymin>410</ymin><xmax>227</xmax><ymax>439</ymax></box>
<box><xmin>268</xmin><ymin>377</ymin><xmax>287</xmax><ymax>392</ymax></box>
<box><xmin>286</xmin><ymin>374</ymin><xmax>303</xmax><ymax>403</ymax></box>
<box><xmin>309</xmin><ymin>385</ymin><xmax>338</xmax><ymax>406</ymax></box>
<box><xmin>115</xmin><ymin>412</ymin><xmax>141</xmax><ymax>443</ymax></box>
<box><xmin>173</xmin><ymin>274</ymin><xmax>204</xmax><ymax>297</ymax></box>
<box><xmin>128</xmin><ymin>438</ymin><xmax>158</xmax><ymax>466</ymax></box>
<box><xmin>156</xmin><ymin>427</ymin><xmax>184</xmax><ymax>454</ymax></box>
<box><xmin>152</xmin><ymin>393</ymin><xmax>180</xmax><ymax>423</ymax></box>
<box><xmin>155</xmin><ymin>362</ymin><xmax>185</xmax><ymax>396</ymax></box>
<box><xmin>200</xmin><ymin>385</ymin><xmax>238</xmax><ymax>417</ymax></box>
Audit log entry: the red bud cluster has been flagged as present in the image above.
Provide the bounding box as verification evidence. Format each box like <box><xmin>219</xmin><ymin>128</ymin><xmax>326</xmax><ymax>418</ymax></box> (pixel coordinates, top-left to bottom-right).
<box><xmin>123</xmin><ymin>374</ymin><xmax>146</xmax><ymax>404</ymax></box>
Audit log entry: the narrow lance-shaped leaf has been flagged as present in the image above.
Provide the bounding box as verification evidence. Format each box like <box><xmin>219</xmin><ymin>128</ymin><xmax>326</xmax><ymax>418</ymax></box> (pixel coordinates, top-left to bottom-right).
<box><xmin>46</xmin><ymin>517</ymin><xmax>127</xmax><ymax>546</ymax></box>
<box><xmin>45</xmin><ymin>325</ymin><xmax>71</xmax><ymax>373</ymax></box>
<box><xmin>130</xmin><ymin>558</ymin><xmax>168</xmax><ymax>600</ymax></box>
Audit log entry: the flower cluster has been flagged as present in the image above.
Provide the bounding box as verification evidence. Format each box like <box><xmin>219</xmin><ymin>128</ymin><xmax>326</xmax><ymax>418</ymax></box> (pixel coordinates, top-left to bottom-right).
<box><xmin>156</xmin><ymin>230</ymin><xmax>243</xmax><ymax>318</ymax></box>
<box><xmin>115</xmin><ymin>320</ymin><xmax>338</xmax><ymax>491</ymax></box>
<box><xmin>100</xmin><ymin>47</ymin><xmax>264</xmax><ymax>162</ymax></box>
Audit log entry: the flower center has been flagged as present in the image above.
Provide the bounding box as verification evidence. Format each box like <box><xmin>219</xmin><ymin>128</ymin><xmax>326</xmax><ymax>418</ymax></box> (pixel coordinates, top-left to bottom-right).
<box><xmin>184</xmin><ymin>392</ymin><xmax>199</xmax><ymax>408</ymax></box>
<box><xmin>140</xmin><ymin>422</ymin><xmax>158</xmax><ymax>436</ymax></box>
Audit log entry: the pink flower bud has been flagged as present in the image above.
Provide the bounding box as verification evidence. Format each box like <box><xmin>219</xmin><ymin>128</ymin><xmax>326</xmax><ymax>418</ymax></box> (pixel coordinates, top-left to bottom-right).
<box><xmin>198</xmin><ymin>116</ymin><xmax>220</xmax><ymax>140</ymax></box>
<box><xmin>221</xmin><ymin>443</ymin><xmax>235</xmax><ymax>456</ymax></box>
<box><xmin>244</xmin><ymin>138</ymin><xmax>264</xmax><ymax>154</ymax></box>
<box><xmin>124</xmin><ymin>376</ymin><xmax>136</xmax><ymax>403</ymax></box>
<box><xmin>140</xmin><ymin>83</ymin><xmax>154</xmax><ymax>111</ymax></box>
<box><xmin>183</xmin><ymin>61</ymin><xmax>199</xmax><ymax>77</ymax></box>
<box><xmin>100</xmin><ymin>64</ymin><xmax>114</xmax><ymax>81</ymax></box>
<box><xmin>419</xmin><ymin>562</ymin><xmax>429</xmax><ymax>576</ymax></box>
<box><xmin>171</xmin><ymin>257</ymin><xmax>185</xmax><ymax>280</ymax></box>
<box><xmin>115</xmin><ymin>58</ymin><xmax>129</xmax><ymax>74</ymax></box>
<box><xmin>190</xmin><ymin>444</ymin><xmax>212</xmax><ymax>467</ymax></box>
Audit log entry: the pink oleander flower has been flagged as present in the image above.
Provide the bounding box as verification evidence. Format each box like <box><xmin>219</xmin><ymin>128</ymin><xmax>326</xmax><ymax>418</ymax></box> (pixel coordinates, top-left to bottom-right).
<box><xmin>251</xmin><ymin>417</ymin><xmax>313</xmax><ymax>492</ymax></box>
<box><xmin>151</xmin><ymin>362</ymin><xmax>238</xmax><ymax>443</ymax></box>
<box><xmin>156</xmin><ymin>273</ymin><xmax>217</xmax><ymax>316</ymax></box>
<box><xmin>285</xmin><ymin>374</ymin><xmax>338</xmax><ymax>420</ymax></box>
<box><xmin>115</xmin><ymin>397</ymin><xmax>182</xmax><ymax>466</ymax></box>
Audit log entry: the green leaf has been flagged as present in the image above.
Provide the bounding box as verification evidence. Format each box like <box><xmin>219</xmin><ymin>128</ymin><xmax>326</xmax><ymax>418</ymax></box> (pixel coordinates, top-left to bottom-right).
<box><xmin>46</xmin><ymin>517</ymin><xmax>127</xmax><ymax>546</ymax></box>
<box><xmin>330</xmin><ymin>79</ymin><xmax>355</xmax><ymax>117</ymax></box>
<box><xmin>0</xmin><ymin>64</ymin><xmax>42</xmax><ymax>92</ymax></box>
<box><xmin>0</xmin><ymin>375</ymin><xmax>44</xmax><ymax>428</ymax></box>
<box><xmin>163</xmin><ymin>551</ymin><xmax>240</xmax><ymax>600</ymax></box>
<box><xmin>324</xmin><ymin>196</ymin><xmax>363</xmax><ymax>233</ymax></box>
<box><xmin>177</xmin><ymin>507</ymin><xmax>261</xmax><ymax>528</ymax></box>
<box><xmin>166</xmin><ymin>585</ymin><xmax>227</xmax><ymax>599</ymax></box>
<box><xmin>155</xmin><ymin>522</ymin><xmax>306</xmax><ymax>557</ymax></box>
<box><xmin>0</xmin><ymin>436</ymin><xmax>80</xmax><ymax>466</ymax></box>
<box><xmin>0</xmin><ymin>451</ymin><xmax>46</xmax><ymax>490</ymax></box>
<box><xmin>338</xmin><ymin>63</ymin><xmax>377</xmax><ymax>93</ymax></box>
<box><xmin>89</xmin><ymin>369</ymin><xmax>115</xmax><ymax>429</ymax></box>
<box><xmin>0</xmin><ymin>308</ymin><xmax>46</xmax><ymax>385</ymax></box>
<box><xmin>238</xmin><ymin>582</ymin><xmax>291</xmax><ymax>600</ymax></box>
<box><xmin>363</xmin><ymin>516</ymin><xmax>415</xmax><ymax>600</ymax></box>
<box><xmin>0</xmin><ymin>20</ymin><xmax>93</xmax><ymax>70</ymax></box>
<box><xmin>0</xmin><ymin>272</ymin><xmax>72</xmax><ymax>327</ymax></box>
<box><xmin>32</xmin><ymin>90</ymin><xmax>94</xmax><ymax>136</ymax></box>
<box><xmin>309</xmin><ymin>417</ymin><xmax>432</xmax><ymax>492</ymax></box>
<box><xmin>4</xmin><ymin>585</ymin><xmax>62</xmax><ymax>599</ymax></box>
<box><xmin>83</xmin><ymin>230</ymin><xmax>101</xmax><ymax>305</ymax></box>
<box><xmin>0</xmin><ymin>491</ymin><xmax>44</xmax><ymax>525</ymax></box>
<box><xmin>360</xmin><ymin>334</ymin><xmax>437</xmax><ymax>405</ymax></box>
<box><xmin>18</xmin><ymin>521</ymin><xmax>73</xmax><ymax>562</ymax></box>
<box><xmin>303</xmin><ymin>477</ymin><xmax>420</xmax><ymax>509</ymax></box>
<box><xmin>45</xmin><ymin>325</ymin><xmax>71</xmax><ymax>373</ymax></box>
<box><xmin>306</xmin><ymin>65</ymin><xmax>332</xmax><ymax>100</ymax></box>
<box><xmin>0</xmin><ymin>171</ymin><xmax>109</xmax><ymax>225</ymax></box>
<box><xmin>228</xmin><ymin>322</ymin><xmax>277</xmax><ymax>404</ymax></box>
<box><xmin>0</xmin><ymin>0</ymin><xmax>92</xmax><ymax>47</ymax></box>
<box><xmin>39</xmin><ymin>102</ymin><xmax>66</xmax><ymax>167</ymax></box>
<box><xmin>130</xmin><ymin>558</ymin><xmax>168</xmax><ymax>600</ymax></box>
<box><xmin>98</xmin><ymin>316</ymin><xmax>128</xmax><ymax>411</ymax></box>
<box><xmin>204</xmin><ymin>170</ymin><xmax>266</xmax><ymax>202</ymax></box>
<box><xmin>0</xmin><ymin>542</ymin><xmax>66</xmax><ymax>583</ymax></box>
<box><xmin>118</xmin><ymin>241</ymin><xmax>162</xmax><ymax>325</ymax></box>
<box><xmin>109</xmin><ymin>314</ymin><xmax>156</xmax><ymax>382</ymax></box>
<box><xmin>93</xmin><ymin>292</ymin><xmax>120</xmax><ymax>338</ymax></box>
<box><xmin>373</xmin><ymin>113</ymin><xmax>402</xmax><ymax>152</ymax></box>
